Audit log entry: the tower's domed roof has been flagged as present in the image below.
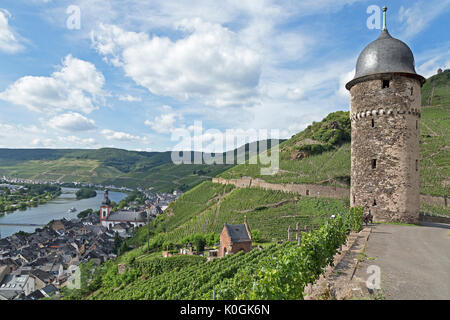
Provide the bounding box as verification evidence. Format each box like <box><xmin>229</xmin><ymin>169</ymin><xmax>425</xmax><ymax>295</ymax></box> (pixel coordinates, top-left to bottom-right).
<box><xmin>346</xmin><ymin>28</ymin><xmax>425</xmax><ymax>90</ymax></box>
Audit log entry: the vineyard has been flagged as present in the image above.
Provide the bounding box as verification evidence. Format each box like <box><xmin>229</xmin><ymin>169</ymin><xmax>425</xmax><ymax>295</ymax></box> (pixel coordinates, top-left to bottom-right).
<box><xmin>218</xmin><ymin>107</ymin><xmax>449</xmax><ymax>214</ymax></box>
<box><xmin>71</xmin><ymin>207</ymin><xmax>362</xmax><ymax>300</ymax></box>
<box><xmin>125</xmin><ymin>181</ymin><xmax>349</xmax><ymax>249</ymax></box>
<box><xmin>419</xmin><ymin>105</ymin><xmax>450</xmax><ymax>197</ymax></box>
<box><xmin>64</xmin><ymin>72</ymin><xmax>447</xmax><ymax>301</ymax></box>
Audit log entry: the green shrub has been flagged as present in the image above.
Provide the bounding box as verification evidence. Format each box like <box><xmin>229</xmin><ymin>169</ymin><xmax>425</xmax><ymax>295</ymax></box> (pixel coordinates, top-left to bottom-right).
<box><xmin>215</xmin><ymin>208</ymin><xmax>360</xmax><ymax>300</ymax></box>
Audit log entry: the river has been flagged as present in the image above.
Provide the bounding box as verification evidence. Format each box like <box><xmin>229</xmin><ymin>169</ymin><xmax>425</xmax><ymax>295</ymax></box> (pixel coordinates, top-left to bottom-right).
<box><xmin>0</xmin><ymin>188</ymin><xmax>127</xmax><ymax>238</ymax></box>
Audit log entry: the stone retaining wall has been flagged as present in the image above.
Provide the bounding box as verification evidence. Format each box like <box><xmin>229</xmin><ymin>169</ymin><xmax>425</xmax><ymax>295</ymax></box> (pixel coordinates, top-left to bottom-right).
<box><xmin>419</xmin><ymin>214</ymin><xmax>450</xmax><ymax>224</ymax></box>
<box><xmin>212</xmin><ymin>177</ymin><xmax>449</xmax><ymax>207</ymax></box>
<box><xmin>212</xmin><ymin>177</ymin><xmax>349</xmax><ymax>200</ymax></box>
<box><xmin>419</xmin><ymin>194</ymin><xmax>448</xmax><ymax>207</ymax></box>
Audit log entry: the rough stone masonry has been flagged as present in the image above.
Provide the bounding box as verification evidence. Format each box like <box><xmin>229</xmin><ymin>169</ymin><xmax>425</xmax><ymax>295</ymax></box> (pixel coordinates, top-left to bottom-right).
<box><xmin>349</xmin><ymin>76</ymin><xmax>422</xmax><ymax>223</ymax></box>
<box><xmin>346</xmin><ymin>9</ymin><xmax>425</xmax><ymax>224</ymax></box>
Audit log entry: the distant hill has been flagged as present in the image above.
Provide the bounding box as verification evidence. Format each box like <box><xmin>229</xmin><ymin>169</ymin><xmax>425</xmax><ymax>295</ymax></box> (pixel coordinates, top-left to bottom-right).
<box><xmin>0</xmin><ymin>141</ymin><xmax>281</xmax><ymax>193</ymax></box>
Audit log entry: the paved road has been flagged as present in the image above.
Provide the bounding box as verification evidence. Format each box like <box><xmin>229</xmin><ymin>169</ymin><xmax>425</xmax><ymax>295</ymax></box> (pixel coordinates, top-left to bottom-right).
<box><xmin>356</xmin><ymin>222</ymin><xmax>450</xmax><ymax>300</ymax></box>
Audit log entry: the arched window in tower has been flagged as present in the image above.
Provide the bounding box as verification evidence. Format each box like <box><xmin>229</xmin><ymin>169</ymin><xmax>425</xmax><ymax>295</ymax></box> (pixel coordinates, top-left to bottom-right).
<box><xmin>382</xmin><ymin>80</ymin><xmax>390</xmax><ymax>88</ymax></box>
<box><xmin>373</xmin><ymin>199</ymin><xmax>377</xmax><ymax>206</ymax></box>
<box><xmin>371</xmin><ymin>159</ymin><xmax>377</xmax><ymax>169</ymax></box>
<box><xmin>306</xmin><ymin>189</ymin><xmax>309</xmax><ymax>196</ymax></box>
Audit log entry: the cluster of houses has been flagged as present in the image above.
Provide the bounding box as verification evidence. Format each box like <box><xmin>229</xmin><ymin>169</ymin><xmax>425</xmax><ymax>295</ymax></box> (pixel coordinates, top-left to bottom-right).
<box><xmin>1</xmin><ymin>177</ymin><xmax>51</xmax><ymax>186</ymax></box>
<box><xmin>0</xmin><ymin>216</ymin><xmax>119</xmax><ymax>300</ymax></box>
<box><xmin>0</xmin><ymin>183</ymin><xmax>25</xmax><ymax>195</ymax></box>
<box><xmin>1</xmin><ymin>176</ymin><xmax>135</xmax><ymax>193</ymax></box>
<box><xmin>0</xmin><ymin>189</ymin><xmax>174</xmax><ymax>300</ymax></box>
<box><xmin>143</xmin><ymin>189</ymin><xmax>179</xmax><ymax>212</ymax></box>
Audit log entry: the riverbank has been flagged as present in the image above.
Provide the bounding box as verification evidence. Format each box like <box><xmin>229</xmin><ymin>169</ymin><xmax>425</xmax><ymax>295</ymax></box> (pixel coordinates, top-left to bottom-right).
<box><xmin>0</xmin><ymin>183</ymin><xmax>62</xmax><ymax>216</ymax></box>
<box><xmin>0</xmin><ymin>188</ymin><xmax>127</xmax><ymax>238</ymax></box>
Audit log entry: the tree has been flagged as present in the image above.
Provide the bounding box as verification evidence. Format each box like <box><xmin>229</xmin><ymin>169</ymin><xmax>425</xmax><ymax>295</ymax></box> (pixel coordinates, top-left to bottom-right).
<box><xmin>193</xmin><ymin>235</ymin><xmax>206</xmax><ymax>252</ymax></box>
<box><xmin>77</xmin><ymin>208</ymin><xmax>93</xmax><ymax>219</ymax></box>
<box><xmin>252</xmin><ymin>229</ymin><xmax>261</xmax><ymax>242</ymax></box>
<box><xmin>114</xmin><ymin>232</ymin><xmax>123</xmax><ymax>254</ymax></box>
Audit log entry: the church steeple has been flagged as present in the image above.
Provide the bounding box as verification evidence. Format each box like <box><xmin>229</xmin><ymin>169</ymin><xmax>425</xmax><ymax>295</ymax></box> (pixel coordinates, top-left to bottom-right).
<box><xmin>100</xmin><ymin>189</ymin><xmax>112</xmax><ymax>225</ymax></box>
<box><xmin>102</xmin><ymin>189</ymin><xmax>111</xmax><ymax>205</ymax></box>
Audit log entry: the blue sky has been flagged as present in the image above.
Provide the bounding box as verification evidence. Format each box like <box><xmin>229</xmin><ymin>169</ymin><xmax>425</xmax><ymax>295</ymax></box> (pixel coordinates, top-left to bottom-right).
<box><xmin>0</xmin><ymin>0</ymin><xmax>449</xmax><ymax>152</ymax></box>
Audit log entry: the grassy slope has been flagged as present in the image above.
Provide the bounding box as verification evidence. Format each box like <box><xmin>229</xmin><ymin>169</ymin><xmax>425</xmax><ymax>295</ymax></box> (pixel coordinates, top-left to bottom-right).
<box><xmin>81</xmin><ymin>180</ymin><xmax>349</xmax><ymax>300</ymax></box>
<box><xmin>126</xmin><ymin>180</ymin><xmax>348</xmax><ymax>249</ymax></box>
<box><xmin>0</xmin><ymin>148</ymin><xmax>232</xmax><ymax>192</ymax></box>
<box><xmin>75</xmin><ymin>73</ymin><xmax>449</xmax><ymax>301</ymax></box>
<box><xmin>219</xmin><ymin>74</ymin><xmax>450</xmax><ymax>198</ymax></box>
<box><xmin>422</xmin><ymin>69</ymin><xmax>450</xmax><ymax>106</ymax></box>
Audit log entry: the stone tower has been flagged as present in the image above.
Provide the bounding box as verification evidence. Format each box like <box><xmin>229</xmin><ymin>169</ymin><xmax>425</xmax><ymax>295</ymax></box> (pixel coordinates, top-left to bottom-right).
<box><xmin>345</xmin><ymin>7</ymin><xmax>425</xmax><ymax>224</ymax></box>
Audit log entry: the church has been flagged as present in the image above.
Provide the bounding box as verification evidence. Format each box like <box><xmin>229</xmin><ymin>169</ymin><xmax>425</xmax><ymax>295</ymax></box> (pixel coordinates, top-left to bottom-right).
<box><xmin>99</xmin><ymin>190</ymin><xmax>148</xmax><ymax>229</ymax></box>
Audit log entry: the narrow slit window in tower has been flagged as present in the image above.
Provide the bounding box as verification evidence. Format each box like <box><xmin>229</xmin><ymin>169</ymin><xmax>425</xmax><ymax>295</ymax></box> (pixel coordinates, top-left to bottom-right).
<box><xmin>416</xmin><ymin>120</ymin><xmax>418</xmax><ymax>130</ymax></box>
<box><xmin>416</xmin><ymin>159</ymin><xmax>418</xmax><ymax>171</ymax></box>
<box><xmin>382</xmin><ymin>80</ymin><xmax>390</xmax><ymax>88</ymax></box>
<box><xmin>353</xmin><ymin>195</ymin><xmax>356</xmax><ymax>204</ymax></box>
<box><xmin>372</xmin><ymin>159</ymin><xmax>377</xmax><ymax>169</ymax></box>
<box><xmin>373</xmin><ymin>199</ymin><xmax>377</xmax><ymax>206</ymax></box>
<box><xmin>411</xmin><ymin>87</ymin><xmax>413</xmax><ymax>96</ymax></box>
<box><xmin>371</xmin><ymin>118</ymin><xmax>375</xmax><ymax>127</ymax></box>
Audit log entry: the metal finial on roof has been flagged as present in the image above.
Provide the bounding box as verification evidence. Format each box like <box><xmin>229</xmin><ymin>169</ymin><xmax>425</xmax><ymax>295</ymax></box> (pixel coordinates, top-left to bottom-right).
<box><xmin>382</xmin><ymin>6</ymin><xmax>387</xmax><ymax>30</ymax></box>
<box><xmin>345</xmin><ymin>4</ymin><xmax>425</xmax><ymax>90</ymax></box>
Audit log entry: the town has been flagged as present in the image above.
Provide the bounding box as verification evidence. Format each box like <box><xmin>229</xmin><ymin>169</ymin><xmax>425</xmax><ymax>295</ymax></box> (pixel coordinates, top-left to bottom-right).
<box><xmin>0</xmin><ymin>188</ymin><xmax>181</xmax><ymax>300</ymax></box>
<box><xmin>1</xmin><ymin>176</ymin><xmax>135</xmax><ymax>193</ymax></box>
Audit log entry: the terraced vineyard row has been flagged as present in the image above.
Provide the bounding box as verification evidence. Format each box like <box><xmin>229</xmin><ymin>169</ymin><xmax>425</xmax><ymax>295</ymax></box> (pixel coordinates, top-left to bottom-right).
<box><xmin>89</xmin><ymin>243</ymin><xmax>282</xmax><ymax>300</ymax></box>
<box><xmin>85</xmin><ymin>207</ymin><xmax>362</xmax><ymax>300</ymax></box>
<box><xmin>159</xmin><ymin>184</ymin><xmax>349</xmax><ymax>244</ymax></box>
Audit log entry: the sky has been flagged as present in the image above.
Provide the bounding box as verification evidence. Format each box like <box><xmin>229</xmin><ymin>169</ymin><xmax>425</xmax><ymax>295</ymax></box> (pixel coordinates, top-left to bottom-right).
<box><xmin>0</xmin><ymin>0</ymin><xmax>449</xmax><ymax>152</ymax></box>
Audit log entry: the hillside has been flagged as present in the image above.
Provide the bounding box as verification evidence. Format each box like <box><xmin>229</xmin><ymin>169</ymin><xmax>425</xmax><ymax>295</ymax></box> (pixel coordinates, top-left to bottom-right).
<box><xmin>422</xmin><ymin>69</ymin><xmax>450</xmax><ymax>106</ymax></box>
<box><xmin>59</xmin><ymin>71</ymin><xmax>448</xmax><ymax>300</ymax></box>
<box><xmin>67</xmin><ymin>180</ymin><xmax>356</xmax><ymax>300</ymax></box>
<box><xmin>0</xmin><ymin>148</ymin><xmax>230</xmax><ymax>193</ymax></box>
<box><xmin>220</xmin><ymin>73</ymin><xmax>450</xmax><ymax>198</ymax></box>
<box><xmin>125</xmin><ymin>181</ymin><xmax>348</xmax><ymax>248</ymax></box>
<box><xmin>0</xmin><ymin>140</ymin><xmax>282</xmax><ymax>193</ymax></box>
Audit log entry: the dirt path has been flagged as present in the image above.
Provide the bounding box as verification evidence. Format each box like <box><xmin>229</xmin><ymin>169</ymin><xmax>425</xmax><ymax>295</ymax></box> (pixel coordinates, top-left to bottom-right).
<box><xmin>354</xmin><ymin>222</ymin><xmax>450</xmax><ymax>300</ymax></box>
<box><xmin>235</xmin><ymin>199</ymin><xmax>296</xmax><ymax>213</ymax></box>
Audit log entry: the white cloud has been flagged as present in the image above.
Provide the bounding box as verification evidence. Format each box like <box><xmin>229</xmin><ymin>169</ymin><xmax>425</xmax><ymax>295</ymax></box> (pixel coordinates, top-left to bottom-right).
<box><xmin>57</xmin><ymin>135</ymin><xmax>96</xmax><ymax>146</ymax></box>
<box><xmin>0</xmin><ymin>122</ymin><xmax>48</xmax><ymax>148</ymax></box>
<box><xmin>145</xmin><ymin>112</ymin><xmax>182</xmax><ymax>134</ymax></box>
<box><xmin>0</xmin><ymin>9</ymin><xmax>25</xmax><ymax>53</ymax></box>
<box><xmin>414</xmin><ymin>41</ymin><xmax>450</xmax><ymax>78</ymax></box>
<box><xmin>118</xmin><ymin>94</ymin><xmax>141</xmax><ymax>102</ymax></box>
<box><xmin>0</xmin><ymin>120</ymin><xmax>100</xmax><ymax>148</ymax></box>
<box><xmin>91</xmin><ymin>20</ymin><xmax>262</xmax><ymax>107</ymax></box>
<box><xmin>48</xmin><ymin>112</ymin><xmax>97</xmax><ymax>132</ymax></box>
<box><xmin>336</xmin><ymin>68</ymin><xmax>355</xmax><ymax>100</ymax></box>
<box><xmin>101</xmin><ymin>129</ymin><xmax>148</xmax><ymax>142</ymax></box>
<box><xmin>0</xmin><ymin>54</ymin><xmax>105</xmax><ymax>114</ymax></box>
<box><xmin>398</xmin><ymin>0</ymin><xmax>450</xmax><ymax>39</ymax></box>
